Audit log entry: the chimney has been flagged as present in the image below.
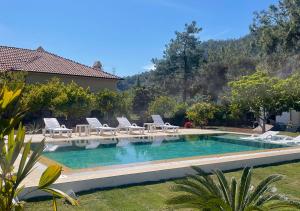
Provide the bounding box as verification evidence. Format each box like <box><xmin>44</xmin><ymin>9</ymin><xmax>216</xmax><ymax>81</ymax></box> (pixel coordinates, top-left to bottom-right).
<box><xmin>92</xmin><ymin>60</ymin><xmax>102</xmax><ymax>70</ymax></box>
<box><xmin>36</xmin><ymin>46</ymin><xmax>45</xmax><ymax>52</ymax></box>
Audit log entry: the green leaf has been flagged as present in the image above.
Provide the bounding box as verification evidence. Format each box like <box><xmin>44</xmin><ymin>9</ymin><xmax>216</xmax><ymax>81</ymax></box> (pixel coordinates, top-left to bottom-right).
<box><xmin>52</xmin><ymin>196</ymin><xmax>57</xmax><ymax>211</ymax></box>
<box><xmin>214</xmin><ymin>169</ymin><xmax>231</xmax><ymax>205</ymax></box>
<box><xmin>42</xmin><ymin>187</ymin><xmax>79</xmax><ymax>206</ymax></box>
<box><xmin>38</xmin><ymin>165</ymin><xmax>62</xmax><ymax>189</ymax></box>
<box><xmin>17</xmin><ymin>141</ymin><xmax>31</xmax><ymax>179</ymax></box>
<box><xmin>14</xmin><ymin>201</ymin><xmax>25</xmax><ymax>211</ymax></box>
<box><xmin>15</xmin><ymin>139</ymin><xmax>45</xmax><ymax>186</ymax></box>
<box><xmin>249</xmin><ymin>174</ymin><xmax>283</xmax><ymax>205</ymax></box>
<box><xmin>237</xmin><ymin>167</ymin><xmax>252</xmax><ymax>210</ymax></box>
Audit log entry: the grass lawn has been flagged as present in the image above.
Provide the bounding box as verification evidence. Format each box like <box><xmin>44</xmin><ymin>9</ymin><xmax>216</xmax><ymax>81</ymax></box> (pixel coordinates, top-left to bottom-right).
<box><xmin>25</xmin><ymin>160</ymin><xmax>300</xmax><ymax>211</ymax></box>
<box><xmin>279</xmin><ymin>131</ymin><xmax>300</xmax><ymax>137</ymax></box>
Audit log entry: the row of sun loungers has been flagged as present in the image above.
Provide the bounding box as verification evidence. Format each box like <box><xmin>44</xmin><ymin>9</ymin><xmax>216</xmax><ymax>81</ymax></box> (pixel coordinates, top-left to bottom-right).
<box><xmin>43</xmin><ymin>115</ymin><xmax>179</xmax><ymax>138</ymax></box>
<box><xmin>241</xmin><ymin>131</ymin><xmax>279</xmax><ymax>140</ymax></box>
<box><xmin>267</xmin><ymin>134</ymin><xmax>300</xmax><ymax>145</ymax></box>
<box><xmin>241</xmin><ymin>130</ymin><xmax>300</xmax><ymax>145</ymax></box>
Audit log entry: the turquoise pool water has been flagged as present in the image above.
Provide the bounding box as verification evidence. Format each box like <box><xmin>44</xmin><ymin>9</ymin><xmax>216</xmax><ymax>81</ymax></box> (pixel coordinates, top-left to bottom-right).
<box><xmin>35</xmin><ymin>134</ymin><xmax>287</xmax><ymax>169</ymax></box>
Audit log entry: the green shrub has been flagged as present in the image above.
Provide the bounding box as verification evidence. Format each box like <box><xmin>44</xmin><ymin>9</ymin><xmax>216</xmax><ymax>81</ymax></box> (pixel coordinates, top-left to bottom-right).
<box><xmin>173</xmin><ymin>102</ymin><xmax>188</xmax><ymax>125</ymax></box>
<box><xmin>132</xmin><ymin>87</ymin><xmax>155</xmax><ymax>117</ymax></box>
<box><xmin>21</xmin><ymin>78</ymin><xmax>65</xmax><ymax>113</ymax></box>
<box><xmin>21</xmin><ymin>78</ymin><xmax>94</xmax><ymax>120</ymax></box>
<box><xmin>53</xmin><ymin>81</ymin><xmax>94</xmax><ymax>119</ymax></box>
<box><xmin>0</xmin><ymin>71</ymin><xmax>26</xmax><ymax>90</ymax></box>
<box><xmin>94</xmin><ymin>89</ymin><xmax>129</xmax><ymax>120</ymax></box>
<box><xmin>148</xmin><ymin>96</ymin><xmax>176</xmax><ymax>118</ymax></box>
<box><xmin>186</xmin><ymin>102</ymin><xmax>218</xmax><ymax>127</ymax></box>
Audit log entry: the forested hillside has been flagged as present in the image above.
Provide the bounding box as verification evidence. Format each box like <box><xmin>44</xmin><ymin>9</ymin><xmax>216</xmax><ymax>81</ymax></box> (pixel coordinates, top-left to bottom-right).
<box><xmin>118</xmin><ymin>0</ymin><xmax>300</xmax><ymax>103</ymax></box>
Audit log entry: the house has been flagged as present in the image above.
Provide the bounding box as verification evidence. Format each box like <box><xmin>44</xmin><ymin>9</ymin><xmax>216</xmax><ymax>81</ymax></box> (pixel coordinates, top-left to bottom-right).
<box><xmin>0</xmin><ymin>46</ymin><xmax>121</xmax><ymax>91</ymax></box>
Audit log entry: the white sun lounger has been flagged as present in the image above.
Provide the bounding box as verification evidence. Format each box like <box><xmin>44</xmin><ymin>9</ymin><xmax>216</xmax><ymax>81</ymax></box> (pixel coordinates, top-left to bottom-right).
<box><xmin>151</xmin><ymin>115</ymin><xmax>179</xmax><ymax>133</ymax></box>
<box><xmin>86</xmin><ymin>118</ymin><xmax>117</xmax><ymax>135</ymax></box>
<box><xmin>241</xmin><ymin>131</ymin><xmax>279</xmax><ymax>140</ymax></box>
<box><xmin>43</xmin><ymin>118</ymin><xmax>72</xmax><ymax>138</ymax></box>
<box><xmin>116</xmin><ymin>117</ymin><xmax>144</xmax><ymax>134</ymax></box>
<box><xmin>269</xmin><ymin>135</ymin><xmax>300</xmax><ymax>145</ymax></box>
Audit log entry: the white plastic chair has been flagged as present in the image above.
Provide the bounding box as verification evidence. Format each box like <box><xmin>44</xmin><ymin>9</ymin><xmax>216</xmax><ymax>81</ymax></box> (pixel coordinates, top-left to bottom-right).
<box><xmin>151</xmin><ymin>115</ymin><xmax>179</xmax><ymax>133</ymax></box>
<box><xmin>116</xmin><ymin>117</ymin><xmax>144</xmax><ymax>134</ymax></box>
<box><xmin>86</xmin><ymin>118</ymin><xmax>117</xmax><ymax>135</ymax></box>
<box><xmin>241</xmin><ymin>131</ymin><xmax>279</xmax><ymax>140</ymax></box>
<box><xmin>43</xmin><ymin>118</ymin><xmax>72</xmax><ymax>138</ymax></box>
<box><xmin>270</xmin><ymin>135</ymin><xmax>300</xmax><ymax>145</ymax></box>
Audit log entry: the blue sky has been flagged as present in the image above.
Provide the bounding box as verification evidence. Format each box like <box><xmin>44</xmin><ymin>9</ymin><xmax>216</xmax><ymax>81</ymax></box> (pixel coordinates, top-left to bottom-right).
<box><xmin>0</xmin><ymin>0</ymin><xmax>278</xmax><ymax>77</ymax></box>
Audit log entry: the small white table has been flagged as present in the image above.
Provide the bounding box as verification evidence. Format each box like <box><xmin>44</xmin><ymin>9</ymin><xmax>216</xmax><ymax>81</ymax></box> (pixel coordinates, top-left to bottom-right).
<box><xmin>76</xmin><ymin>124</ymin><xmax>91</xmax><ymax>136</ymax></box>
<box><xmin>143</xmin><ymin>123</ymin><xmax>156</xmax><ymax>133</ymax></box>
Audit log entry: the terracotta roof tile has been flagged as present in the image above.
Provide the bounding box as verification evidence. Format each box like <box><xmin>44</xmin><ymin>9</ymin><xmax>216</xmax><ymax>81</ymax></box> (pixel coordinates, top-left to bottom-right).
<box><xmin>0</xmin><ymin>46</ymin><xmax>120</xmax><ymax>79</ymax></box>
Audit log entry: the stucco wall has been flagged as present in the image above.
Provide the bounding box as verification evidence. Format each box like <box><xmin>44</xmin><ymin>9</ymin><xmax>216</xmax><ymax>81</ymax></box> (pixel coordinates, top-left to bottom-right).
<box><xmin>276</xmin><ymin>110</ymin><xmax>300</xmax><ymax>125</ymax></box>
<box><xmin>25</xmin><ymin>72</ymin><xmax>118</xmax><ymax>92</ymax></box>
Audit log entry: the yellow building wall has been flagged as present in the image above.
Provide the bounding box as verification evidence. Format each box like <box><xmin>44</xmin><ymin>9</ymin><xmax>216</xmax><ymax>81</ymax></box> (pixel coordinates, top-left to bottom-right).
<box><xmin>25</xmin><ymin>72</ymin><xmax>118</xmax><ymax>92</ymax></box>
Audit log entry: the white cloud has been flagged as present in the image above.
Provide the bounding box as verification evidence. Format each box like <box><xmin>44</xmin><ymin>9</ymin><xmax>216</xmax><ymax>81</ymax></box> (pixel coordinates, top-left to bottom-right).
<box><xmin>201</xmin><ymin>28</ymin><xmax>231</xmax><ymax>41</ymax></box>
<box><xmin>213</xmin><ymin>29</ymin><xmax>231</xmax><ymax>39</ymax></box>
<box><xmin>142</xmin><ymin>63</ymin><xmax>155</xmax><ymax>71</ymax></box>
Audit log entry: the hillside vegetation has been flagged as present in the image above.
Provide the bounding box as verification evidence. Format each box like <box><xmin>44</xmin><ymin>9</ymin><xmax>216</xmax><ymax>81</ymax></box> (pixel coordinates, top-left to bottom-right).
<box><xmin>118</xmin><ymin>0</ymin><xmax>300</xmax><ymax>103</ymax></box>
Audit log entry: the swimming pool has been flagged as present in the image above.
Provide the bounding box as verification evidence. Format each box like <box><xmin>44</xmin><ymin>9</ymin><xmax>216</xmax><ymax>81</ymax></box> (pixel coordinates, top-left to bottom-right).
<box><xmin>34</xmin><ymin>134</ymin><xmax>287</xmax><ymax>169</ymax></box>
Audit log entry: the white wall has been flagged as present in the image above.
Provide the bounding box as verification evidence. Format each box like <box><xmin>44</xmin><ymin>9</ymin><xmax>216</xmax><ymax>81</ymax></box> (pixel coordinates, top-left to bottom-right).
<box><xmin>276</xmin><ymin>110</ymin><xmax>300</xmax><ymax>125</ymax></box>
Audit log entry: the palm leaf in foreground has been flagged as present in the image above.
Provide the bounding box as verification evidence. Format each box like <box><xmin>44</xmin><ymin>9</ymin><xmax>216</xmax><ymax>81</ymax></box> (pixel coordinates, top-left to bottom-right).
<box><xmin>167</xmin><ymin>166</ymin><xmax>300</xmax><ymax>210</ymax></box>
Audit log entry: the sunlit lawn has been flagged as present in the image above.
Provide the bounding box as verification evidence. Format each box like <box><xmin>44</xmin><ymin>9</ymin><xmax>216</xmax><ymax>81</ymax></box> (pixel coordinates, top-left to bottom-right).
<box><xmin>25</xmin><ymin>160</ymin><xmax>300</xmax><ymax>210</ymax></box>
<box><xmin>279</xmin><ymin>131</ymin><xmax>300</xmax><ymax>137</ymax></box>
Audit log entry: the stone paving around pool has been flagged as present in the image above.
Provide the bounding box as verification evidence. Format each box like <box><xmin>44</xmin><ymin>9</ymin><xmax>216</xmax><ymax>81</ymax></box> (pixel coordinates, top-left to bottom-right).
<box><xmin>20</xmin><ymin>128</ymin><xmax>300</xmax><ymax>199</ymax></box>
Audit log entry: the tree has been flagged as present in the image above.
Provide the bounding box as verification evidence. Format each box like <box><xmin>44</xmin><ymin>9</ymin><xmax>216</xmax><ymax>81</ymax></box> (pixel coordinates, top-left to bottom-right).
<box><xmin>229</xmin><ymin>71</ymin><xmax>281</xmax><ymax>132</ymax></box>
<box><xmin>195</xmin><ymin>63</ymin><xmax>228</xmax><ymax>101</ymax></box>
<box><xmin>153</xmin><ymin>21</ymin><xmax>204</xmax><ymax>102</ymax></box>
<box><xmin>132</xmin><ymin>87</ymin><xmax>155</xmax><ymax>118</ymax></box>
<box><xmin>94</xmin><ymin>89</ymin><xmax>128</xmax><ymax>120</ymax></box>
<box><xmin>167</xmin><ymin>166</ymin><xmax>300</xmax><ymax>210</ymax></box>
<box><xmin>186</xmin><ymin>102</ymin><xmax>218</xmax><ymax>128</ymax></box>
<box><xmin>53</xmin><ymin>81</ymin><xmax>94</xmax><ymax>120</ymax></box>
<box><xmin>0</xmin><ymin>71</ymin><xmax>26</xmax><ymax>90</ymax></box>
<box><xmin>173</xmin><ymin>102</ymin><xmax>189</xmax><ymax>126</ymax></box>
<box><xmin>21</xmin><ymin>78</ymin><xmax>65</xmax><ymax>116</ymax></box>
<box><xmin>120</xmin><ymin>28</ymin><xmax>260</xmax><ymax>102</ymax></box>
<box><xmin>0</xmin><ymin>86</ymin><xmax>78</xmax><ymax>210</ymax></box>
<box><xmin>148</xmin><ymin>96</ymin><xmax>176</xmax><ymax>118</ymax></box>
<box><xmin>251</xmin><ymin>0</ymin><xmax>300</xmax><ymax>54</ymax></box>
<box><xmin>21</xmin><ymin>78</ymin><xmax>94</xmax><ymax>121</ymax></box>
<box><xmin>274</xmin><ymin>73</ymin><xmax>300</xmax><ymax>112</ymax></box>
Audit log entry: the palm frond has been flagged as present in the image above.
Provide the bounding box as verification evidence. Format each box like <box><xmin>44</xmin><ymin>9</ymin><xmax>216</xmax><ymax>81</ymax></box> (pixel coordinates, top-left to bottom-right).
<box><xmin>237</xmin><ymin>167</ymin><xmax>252</xmax><ymax>210</ymax></box>
<box><xmin>214</xmin><ymin>169</ymin><xmax>231</xmax><ymax>205</ymax></box>
<box><xmin>191</xmin><ymin>166</ymin><xmax>222</xmax><ymax>197</ymax></box>
<box><xmin>230</xmin><ymin>177</ymin><xmax>237</xmax><ymax>210</ymax></box>
<box><xmin>171</xmin><ymin>182</ymin><xmax>211</xmax><ymax>198</ymax></box>
<box><xmin>265</xmin><ymin>200</ymin><xmax>300</xmax><ymax>210</ymax></box>
<box><xmin>168</xmin><ymin>166</ymin><xmax>300</xmax><ymax>211</ymax></box>
<box><xmin>249</xmin><ymin>174</ymin><xmax>283</xmax><ymax>205</ymax></box>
